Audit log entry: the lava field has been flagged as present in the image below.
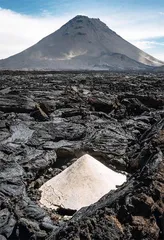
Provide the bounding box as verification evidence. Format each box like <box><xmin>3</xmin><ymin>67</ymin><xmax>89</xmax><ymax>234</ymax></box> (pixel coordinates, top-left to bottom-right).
<box><xmin>0</xmin><ymin>71</ymin><xmax>164</xmax><ymax>240</ymax></box>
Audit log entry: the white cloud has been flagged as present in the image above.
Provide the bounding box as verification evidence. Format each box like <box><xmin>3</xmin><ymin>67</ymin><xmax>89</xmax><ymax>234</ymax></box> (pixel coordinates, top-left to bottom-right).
<box><xmin>130</xmin><ymin>41</ymin><xmax>164</xmax><ymax>61</ymax></box>
<box><xmin>132</xmin><ymin>41</ymin><xmax>164</xmax><ymax>49</ymax></box>
<box><xmin>0</xmin><ymin>7</ymin><xmax>164</xmax><ymax>61</ymax></box>
<box><xmin>151</xmin><ymin>53</ymin><xmax>164</xmax><ymax>61</ymax></box>
<box><xmin>0</xmin><ymin>8</ymin><xmax>71</xmax><ymax>59</ymax></box>
<box><xmin>100</xmin><ymin>13</ymin><xmax>164</xmax><ymax>41</ymax></box>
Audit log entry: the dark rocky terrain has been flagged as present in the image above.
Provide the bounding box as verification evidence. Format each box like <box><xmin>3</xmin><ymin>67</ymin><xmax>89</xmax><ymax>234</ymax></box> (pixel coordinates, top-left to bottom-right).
<box><xmin>0</xmin><ymin>71</ymin><xmax>164</xmax><ymax>239</ymax></box>
<box><xmin>0</xmin><ymin>15</ymin><xmax>163</xmax><ymax>70</ymax></box>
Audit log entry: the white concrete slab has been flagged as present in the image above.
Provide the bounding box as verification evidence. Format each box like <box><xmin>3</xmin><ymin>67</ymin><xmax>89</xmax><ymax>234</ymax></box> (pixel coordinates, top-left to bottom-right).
<box><xmin>39</xmin><ymin>154</ymin><xmax>126</xmax><ymax>210</ymax></box>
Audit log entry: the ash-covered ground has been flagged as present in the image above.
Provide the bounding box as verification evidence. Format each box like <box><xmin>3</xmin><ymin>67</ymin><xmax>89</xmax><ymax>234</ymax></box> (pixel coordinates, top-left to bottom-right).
<box><xmin>0</xmin><ymin>71</ymin><xmax>164</xmax><ymax>240</ymax></box>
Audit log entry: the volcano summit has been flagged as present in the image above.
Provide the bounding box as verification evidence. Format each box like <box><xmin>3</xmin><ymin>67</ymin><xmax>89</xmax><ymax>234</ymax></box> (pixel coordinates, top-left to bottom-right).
<box><xmin>0</xmin><ymin>15</ymin><xmax>163</xmax><ymax>70</ymax></box>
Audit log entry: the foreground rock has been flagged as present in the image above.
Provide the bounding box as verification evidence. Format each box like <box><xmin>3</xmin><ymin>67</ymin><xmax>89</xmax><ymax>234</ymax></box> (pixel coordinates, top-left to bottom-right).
<box><xmin>0</xmin><ymin>71</ymin><xmax>164</xmax><ymax>239</ymax></box>
<box><xmin>51</xmin><ymin>161</ymin><xmax>164</xmax><ymax>240</ymax></box>
<box><xmin>49</xmin><ymin>120</ymin><xmax>164</xmax><ymax>239</ymax></box>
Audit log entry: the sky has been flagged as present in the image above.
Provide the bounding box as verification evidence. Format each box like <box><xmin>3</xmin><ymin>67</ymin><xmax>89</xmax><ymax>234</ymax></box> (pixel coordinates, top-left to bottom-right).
<box><xmin>0</xmin><ymin>0</ymin><xmax>164</xmax><ymax>61</ymax></box>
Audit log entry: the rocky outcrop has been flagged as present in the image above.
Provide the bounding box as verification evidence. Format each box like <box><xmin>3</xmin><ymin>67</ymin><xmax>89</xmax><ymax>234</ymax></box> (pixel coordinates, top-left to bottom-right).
<box><xmin>0</xmin><ymin>71</ymin><xmax>164</xmax><ymax>239</ymax></box>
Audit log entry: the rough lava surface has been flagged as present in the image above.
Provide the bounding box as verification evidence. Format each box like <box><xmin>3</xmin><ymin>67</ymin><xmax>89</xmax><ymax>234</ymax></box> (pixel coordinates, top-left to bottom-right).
<box><xmin>0</xmin><ymin>15</ymin><xmax>163</xmax><ymax>70</ymax></box>
<box><xmin>0</xmin><ymin>71</ymin><xmax>164</xmax><ymax>240</ymax></box>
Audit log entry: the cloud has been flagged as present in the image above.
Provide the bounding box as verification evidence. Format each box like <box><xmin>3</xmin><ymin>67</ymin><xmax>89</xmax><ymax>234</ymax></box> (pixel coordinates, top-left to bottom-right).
<box><xmin>132</xmin><ymin>41</ymin><xmax>164</xmax><ymax>49</ymax></box>
<box><xmin>130</xmin><ymin>41</ymin><xmax>164</xmax><ymax>61</ymax></box>
<box><xmin>0</xmin><ymin>7</ymin><xmax>164</xmax><ymax>61</ymax></box>
<box><xmin>99</xmin><ymin>12</ymin><xmax>164</xmax><ymax>41</ymax></box>
<box><xmin>0</xmin><ymin>8</ymin><xmax>71</xmax><ymax>59</ymax></box>
<box><xmin>152</xmin><ymin>53</ymin><xmax>164</xmax><ymax>61</ymax></box>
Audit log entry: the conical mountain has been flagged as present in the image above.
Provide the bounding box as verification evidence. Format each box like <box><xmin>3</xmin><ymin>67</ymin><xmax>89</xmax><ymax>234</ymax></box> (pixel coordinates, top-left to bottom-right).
<box><xmin>0</xmin><ymin>15</ymin><xmax>163</xmax><ymax>70</ymax></box>
<box><xmin>39</xmin><ymin>154</ymin><xmax>126</xmax><ymax>210</ymax></box>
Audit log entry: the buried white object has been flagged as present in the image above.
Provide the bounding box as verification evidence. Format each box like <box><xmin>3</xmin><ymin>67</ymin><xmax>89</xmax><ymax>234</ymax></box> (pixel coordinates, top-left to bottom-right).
<box><xmin>39</xmin><ymin>154</ymin><xmax>126</xmax><ymax>210</ymax></box>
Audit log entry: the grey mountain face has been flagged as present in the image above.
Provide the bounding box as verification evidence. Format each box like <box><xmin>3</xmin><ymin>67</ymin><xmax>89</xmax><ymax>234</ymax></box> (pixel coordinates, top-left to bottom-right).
<box><xmin>0</xmin><ymin>15</ymin><xmax>163</xmax><ymax>70</ymax></box>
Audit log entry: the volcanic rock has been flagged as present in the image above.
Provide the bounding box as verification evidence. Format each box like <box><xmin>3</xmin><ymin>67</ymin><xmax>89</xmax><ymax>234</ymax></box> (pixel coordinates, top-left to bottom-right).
<box><xmin>0</xmin><ymin>71</ymin><xmax>164</xmax><ymax>239</ymax></box>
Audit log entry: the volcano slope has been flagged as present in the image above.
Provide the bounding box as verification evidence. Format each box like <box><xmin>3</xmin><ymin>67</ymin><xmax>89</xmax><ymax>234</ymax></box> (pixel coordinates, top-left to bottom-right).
<box><xmin>0</xmin><ymin>71</ymin><xmax>164</xmax><ymax>240</ymax></box>
<box><xmin>0</xmin><ymin>15</ymin><xmax>163</xmax><ymax>70</ymax></box>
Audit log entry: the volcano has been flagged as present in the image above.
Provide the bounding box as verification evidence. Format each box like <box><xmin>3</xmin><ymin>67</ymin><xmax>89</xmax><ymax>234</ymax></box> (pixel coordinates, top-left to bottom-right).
<box><xmin>0</xmin><ymin>15</ymin><xmax>163</xmax><ymax>70</ymax></box>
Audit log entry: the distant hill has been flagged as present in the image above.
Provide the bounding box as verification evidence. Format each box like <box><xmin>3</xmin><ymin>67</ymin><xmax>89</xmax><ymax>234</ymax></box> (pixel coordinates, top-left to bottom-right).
<box><xmin>0</xmin><ymin>15</ymin><xmax>163</xmax><ymax>70</ymax></box>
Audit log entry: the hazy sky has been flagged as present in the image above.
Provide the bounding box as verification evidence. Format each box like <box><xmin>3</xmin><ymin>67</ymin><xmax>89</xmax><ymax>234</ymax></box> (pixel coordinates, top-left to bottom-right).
<box><xmin>0</xmin><ymin>0</ymin><xmax>164</xmax><ymax>61</ymax></box>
